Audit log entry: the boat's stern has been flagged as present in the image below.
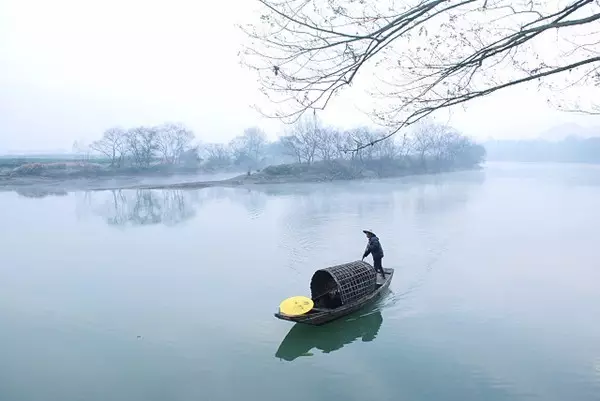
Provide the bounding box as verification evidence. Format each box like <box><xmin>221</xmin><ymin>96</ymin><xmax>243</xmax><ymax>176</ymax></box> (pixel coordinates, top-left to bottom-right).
<box><xmin>274</xmin><ymin>311</ymin><xmax>302</xmax><ymax>321</ymax></box>
<box><xmin>274</xmin><ymin>312</ymin><xmax>288</xmax><ymax>320</ymax></box>
<box><xmin>275</xmin><ymin>311</ymin><xmax>316</xmax><ymax>324</ymax></box>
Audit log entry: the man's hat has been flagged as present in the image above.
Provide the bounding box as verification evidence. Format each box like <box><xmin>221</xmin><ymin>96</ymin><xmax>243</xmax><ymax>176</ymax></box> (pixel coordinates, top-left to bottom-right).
<box><xmin>362</xmin><ymin>229</ymin><xmax>375</xmax><ymax>236</ymax></box>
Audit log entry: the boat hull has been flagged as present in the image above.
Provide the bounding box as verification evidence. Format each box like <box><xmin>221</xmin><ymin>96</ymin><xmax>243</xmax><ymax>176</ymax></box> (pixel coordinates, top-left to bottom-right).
<box><xmin>274</xmin><ymin>268</ymin><xmax>394</xmax><ymax>326</ymax></box>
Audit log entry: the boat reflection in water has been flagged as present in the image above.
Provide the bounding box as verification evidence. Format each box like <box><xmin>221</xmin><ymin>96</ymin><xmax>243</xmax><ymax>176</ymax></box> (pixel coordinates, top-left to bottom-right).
<box><xmin>275</xmin><ymin>307</ymin><xmax>383</xmax><ymax>362</ymax></box>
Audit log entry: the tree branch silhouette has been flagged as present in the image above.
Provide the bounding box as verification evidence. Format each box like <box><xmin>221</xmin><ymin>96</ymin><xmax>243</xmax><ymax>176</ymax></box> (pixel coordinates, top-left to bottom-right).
<box><xmin>241</xmin><ymin>0</ymin><xmax>600</xmax><ymax>150</ymax></box>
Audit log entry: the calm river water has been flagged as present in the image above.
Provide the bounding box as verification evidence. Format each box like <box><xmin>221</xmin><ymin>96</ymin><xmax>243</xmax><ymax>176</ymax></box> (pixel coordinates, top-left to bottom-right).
<box><xmin>1</xmin><ymin>162</ymin><xmax>599</xmax><ymax>401</ymax></box>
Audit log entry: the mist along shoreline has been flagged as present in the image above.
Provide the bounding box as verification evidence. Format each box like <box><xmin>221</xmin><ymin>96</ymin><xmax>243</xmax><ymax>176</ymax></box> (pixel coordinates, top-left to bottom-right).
<box><xmin>0</xmin><ymin>159</ymin><xmax>484</xmax><ymax>196</ymax></box>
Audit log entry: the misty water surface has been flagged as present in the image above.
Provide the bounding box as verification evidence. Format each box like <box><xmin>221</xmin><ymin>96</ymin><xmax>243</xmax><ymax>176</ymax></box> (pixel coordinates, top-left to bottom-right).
<box><xmin>1</xmin><ymin>162</ymin><xmax>599</xmax><ymax>401</ymax></box>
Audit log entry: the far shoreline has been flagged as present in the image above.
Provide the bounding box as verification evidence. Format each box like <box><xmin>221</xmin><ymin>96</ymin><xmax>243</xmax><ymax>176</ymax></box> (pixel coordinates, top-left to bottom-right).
<box><xmin>0</xmin><ymin>160</ymin><xmax>484</xmax><ymax>196</ymax></box>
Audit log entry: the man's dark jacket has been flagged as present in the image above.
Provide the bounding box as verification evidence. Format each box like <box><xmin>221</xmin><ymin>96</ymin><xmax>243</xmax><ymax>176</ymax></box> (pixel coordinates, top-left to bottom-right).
<box><xmin>363</xmin><ymin>235</ymin><xmax>384</xmax><ymax>259</ymax></box>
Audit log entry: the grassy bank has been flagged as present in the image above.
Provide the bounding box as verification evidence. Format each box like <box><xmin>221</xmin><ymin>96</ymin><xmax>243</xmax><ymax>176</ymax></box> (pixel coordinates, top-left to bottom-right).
<box><xmin>0</xmin><ymin>154</ymin><xmax>483</xmax><ymax>193</ymax></box>
<box><xmin>226</xmin><ymin>157</ymin><xmax>482</xmax><ymax>185</ymax></box>
<box><xmin>0</xmin><ymin>157</ymin><xmax>229</xmax><ymax>181</ymax></box>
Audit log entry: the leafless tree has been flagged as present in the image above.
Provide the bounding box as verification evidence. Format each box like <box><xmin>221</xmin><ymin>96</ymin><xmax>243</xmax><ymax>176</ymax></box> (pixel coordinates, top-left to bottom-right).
<box><xmin>156</xmin><ymin>122</ymin><xmax>195</xmax><ymax>164</ymax></box>
<box><xmin>377</xmin><ymin>135</ymin><xmax>402</xmax><ymax>160</ymax></box>
<box><xmin>345</xmin><ymin>127</ymin><xmax>399</xmax><ymax>160</ymax></box>
<box><xmin>398</xmin><ymin>132</ymin><xmax>414</xmax><ymax>158</ymax></box>
<box><xmin>445</xmin><ymin>133</ymin><xmax>487</xmax><ymax>166</ymax></box>
<box><xmin>90</xmin><ymin>127</ymin><xmax>127</xmax><ymax>167</ymax></box>
<box><xmin>331</xmin><ymin>130</ymin><xmax>355</xmax><ymax>160</ymax></box>
<box><xmin>241</xmin><ymin>0</ymin><xmax>600</xmax><ymax>148</ymax></box>
<box><xmin>229</xmin><ymin>127</ymin><xmax>268</xmax><ymax>167</ymax></box>
<box><xmin>203</xmin><ymin>143</ymin><xmax>232</xmax><ymax>167</ymax></box>
<box><xmin>411</xmin><ymin>120</ymin><xmax>440</xmax><ymax>163</ymax></box>
<box><xmin>347</xmin><ymin>127</ymin><xmax>380</xmax><ymax>160</ymax></box>
<box><xmin>409</xmin><ymin>119</ymin><xmax>483</xmax><ymax>166</ymax></box>
<box><xmin>280</xmin><ymin>114</ymin><xmax>320</xmax><ymax>163</ymax></box>
<box><xmin>432</xmin><ymin>127</ymin><xmax>463</xmax><ymax>161</ymax></box>
<box><xmin>279</xmin><ymin>135</ymin><xmax>303</xmax><ymax>163</ymax></box>
<box><xmin>245</xmin><ymin>127</ymin><xmax>268</xmax><ymax>163</ymax></box>
<box><xmin>126</xmin><ymin>126</ymin><xmax>160</xmax><ymax>167</ymax></box>
<box><xmin>315</xmin><ymin>126</ymin><xmax>338</xmax><ymax>161</ymax></box>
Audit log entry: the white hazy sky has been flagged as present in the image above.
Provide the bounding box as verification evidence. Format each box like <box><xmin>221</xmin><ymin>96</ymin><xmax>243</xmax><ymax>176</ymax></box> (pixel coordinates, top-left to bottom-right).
<box><xmin>0</xmin><ymin>0</ymin><xmax>598</xmax><ymax>153</ymax></box>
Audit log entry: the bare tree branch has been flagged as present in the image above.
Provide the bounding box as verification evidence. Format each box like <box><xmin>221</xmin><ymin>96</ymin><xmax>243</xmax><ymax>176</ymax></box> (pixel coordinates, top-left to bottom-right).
<box><xmin>241</xmin><ymin>0</ymin><xmax>600</xmax><ymax>147</ymax></box>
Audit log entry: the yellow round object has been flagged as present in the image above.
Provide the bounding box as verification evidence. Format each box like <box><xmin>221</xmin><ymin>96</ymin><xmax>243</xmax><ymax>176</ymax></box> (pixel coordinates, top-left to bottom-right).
<box><xmin>279</xmin><ymin>296</ymin><xmax>314</xmax><ymax>316</ymax></box>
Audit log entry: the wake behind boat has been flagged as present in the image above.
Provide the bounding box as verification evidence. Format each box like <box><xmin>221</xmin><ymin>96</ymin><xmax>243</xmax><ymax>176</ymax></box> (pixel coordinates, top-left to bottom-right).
<box><xmin>275</xmin><ymin>260</ymin><xmax>394</xmax><ymax>326</ymax></box>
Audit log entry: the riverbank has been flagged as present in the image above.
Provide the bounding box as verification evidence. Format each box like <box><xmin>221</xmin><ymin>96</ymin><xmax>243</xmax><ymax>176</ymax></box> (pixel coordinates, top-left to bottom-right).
<box><xmin>0</xmin><ymin>158</ymin><xmax>482</xmax><ymax>193</ymax></box>
<box><xmin>0</xmin><ymin>159</ymin><xmax>244</xmax><ymax>180</ymax></box>
<box><xmin>0</xmin><ymin>159</ymin><xmax>242</xmax><ymax>193</ymax></box>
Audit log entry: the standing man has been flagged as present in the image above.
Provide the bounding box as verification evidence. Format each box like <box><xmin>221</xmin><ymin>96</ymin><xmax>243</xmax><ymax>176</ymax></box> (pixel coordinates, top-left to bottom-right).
<box><xmin>361</xmin><ymin>229</ymin><xmax>385</xmax><ymax>278</ymax></box>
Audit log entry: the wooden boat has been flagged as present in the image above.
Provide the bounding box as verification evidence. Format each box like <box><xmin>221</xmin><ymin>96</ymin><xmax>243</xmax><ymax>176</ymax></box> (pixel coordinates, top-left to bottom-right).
<box><xmin>274</xmin><ymin>260</ymin><xmax>394</xmax><ymax>326</ymax></box>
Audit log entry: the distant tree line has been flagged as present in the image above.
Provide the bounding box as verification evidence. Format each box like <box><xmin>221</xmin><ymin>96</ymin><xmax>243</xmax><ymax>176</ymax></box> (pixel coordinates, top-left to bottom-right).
<box><xmin>485</xmin><ymin>136</ymin><xmax>600</xmax><ymax>164</ymax></box>
<box><xmin>271</xmin><ymin>115</ymin><xmax>486</xmax><ymax>171</ymax></box>
<box><xmin>75</xmin><ymin>123</ymin><xmax>198</xmax><ymax>169</ymax></box>
<box><xmin>74</xmin><ymin>117</ymin><xmax>485</xmax><ymax>173</ymax></box>
<box><xmin>74</xmin><ymin>123</ymin><xmax>274</xmax><ymax>171</ymax></box>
